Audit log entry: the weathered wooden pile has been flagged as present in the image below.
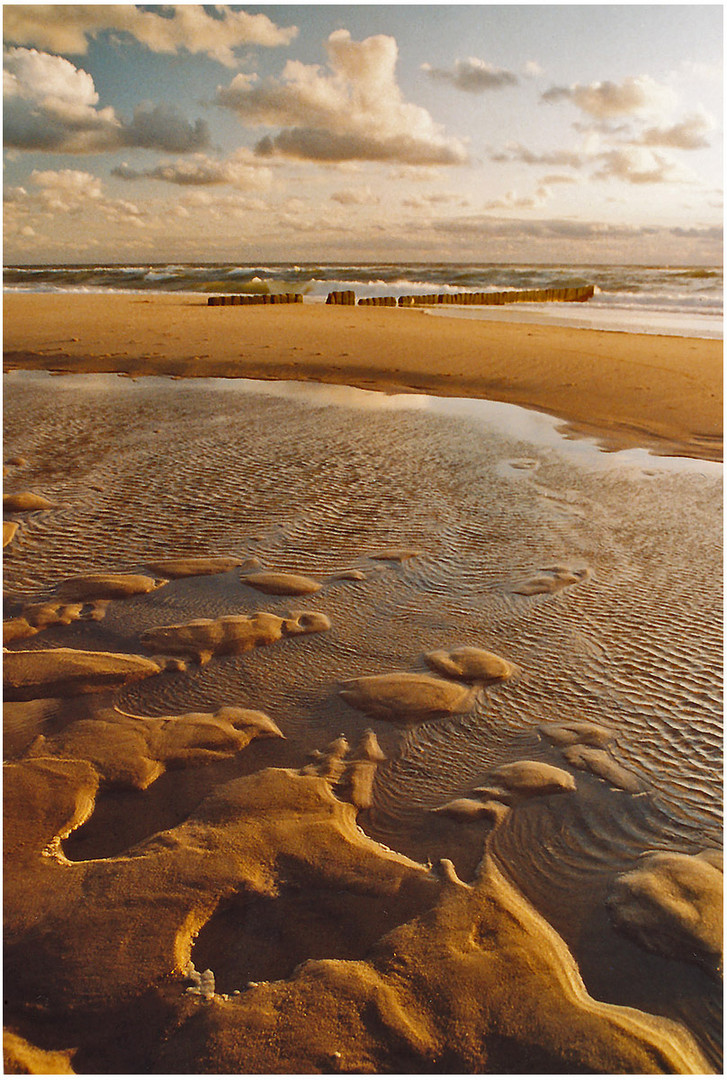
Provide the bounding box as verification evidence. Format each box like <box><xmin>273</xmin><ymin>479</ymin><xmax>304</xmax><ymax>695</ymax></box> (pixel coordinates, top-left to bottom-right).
<box><xmin>208</xmin><ymin>285</ymin><xmax>596</xmax><ymax>308</ymax></box>
<box><xmin>398</xmin><ymin>285</ymin><xmax>595</xmax><ymax>306</ymax></box>
<box><xmin>207</xmin><ymin>293</ymin><xmax>303</xmax><ymax>306</ymax></box>
<box><xmin>325</xmin><ymin>290</ymin><xmax>357</xmax><ymax>305</ymax></box>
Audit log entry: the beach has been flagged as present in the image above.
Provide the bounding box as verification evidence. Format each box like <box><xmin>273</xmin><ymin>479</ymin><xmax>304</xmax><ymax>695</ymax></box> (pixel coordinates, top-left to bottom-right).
<box><xmin>3</xmin><ymin>292</ymin><xmax>722</xmax><ymax>460</ymax></box>
<box><xmin>3</xmin><ymin>296</ymin><xmax>722</xmax><ymax>1074</ymax></box>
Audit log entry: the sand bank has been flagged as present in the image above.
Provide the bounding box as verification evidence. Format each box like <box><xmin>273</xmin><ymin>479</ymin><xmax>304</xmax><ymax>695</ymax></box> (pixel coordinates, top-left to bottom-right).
<box><xmin>3</xmin><ymin>292</ymin><xmax>722</xmax><ymax>460</ymax></box>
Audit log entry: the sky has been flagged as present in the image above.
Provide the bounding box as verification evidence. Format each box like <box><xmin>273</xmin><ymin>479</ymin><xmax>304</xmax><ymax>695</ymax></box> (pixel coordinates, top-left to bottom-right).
<box><xmin>3</xmin><ymin>3</ymin><xmax>723</xmax><ymax>265</ymax></box>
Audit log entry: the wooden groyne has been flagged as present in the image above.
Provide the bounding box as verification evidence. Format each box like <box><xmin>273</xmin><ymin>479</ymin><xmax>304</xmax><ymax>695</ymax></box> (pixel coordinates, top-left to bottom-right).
<box><xmin>208</xmin><ymin>293</ymin><xmax>303</xmax><ymax>306</ymax></box>
<box><xmin>326</xmin><ymin>291</ymin><xmax>357</xmax><ymax>305</ymax></box>
<box><xmin>397</xmin><ymin>285</ymin><xmax>595</xmax><ymax>307</ymax></box>
<box><xmin>209</xmin><ymin>285</ymin><xmax>595</xmax><ymax>308</ymax></box>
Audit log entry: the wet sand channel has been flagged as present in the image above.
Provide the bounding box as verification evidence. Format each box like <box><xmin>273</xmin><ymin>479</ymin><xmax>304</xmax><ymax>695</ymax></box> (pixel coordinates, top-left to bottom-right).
<box><xmin>3</xmin><ymin>372</ymin><xmax>722</xmax><ymax>1074</ymax></box>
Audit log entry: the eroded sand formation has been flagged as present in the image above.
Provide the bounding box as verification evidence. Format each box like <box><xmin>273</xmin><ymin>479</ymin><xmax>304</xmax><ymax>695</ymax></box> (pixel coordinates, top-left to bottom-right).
<box><xmin>3</xmin><ymin>373</ymin><xmax>722</xmax><ymax>1074</ymax></box>
<box><xmin>3</xmin><ymin>752</ymin><xmax>713</xmax><ymax>1074</ymax></box>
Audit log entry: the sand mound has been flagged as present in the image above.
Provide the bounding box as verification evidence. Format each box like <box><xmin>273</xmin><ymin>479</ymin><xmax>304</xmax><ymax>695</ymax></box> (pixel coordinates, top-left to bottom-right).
<box><xmin>4</xmin><ymin>754</ymin><xmax>710</xmax><ymax>1073</ymax></box>
<box><xmin>432</xmin><ymin>797</ymin><xmax>501</xmax><ymax>822</ymax></box>
<box><xmin>144</xmin><ymin>556</ymin><xmax>242</xmax><ymax>578</ymax></box>
<box><xmin>436</xmin><ymin>760</ymin><xmax>576</xmax><ymax>822</ymax></box>
<box><xmin>4</xmin><ymin>763</ymin><xmax>435</xmax><ymax>1014</ymax></box>
<box><xmin>335</xmin><ymin>730</ymin><xmax>387</xmax><ymax>810</ymax></box>
<box><xmin>607</xmin><ymin>851</ymin><xmax>723</xmax><ymax>979</ymax></box>
<box><xmin>3</xmin><ymin>492</ymin><xmax>54</xmax><ymax>512</ymax></box>
<box><xmin>3</xmin><ymin>521</ymin><xmax>19</xmax><ymax>547</ymax></box>
<box><xmin>333</xmin><ymin>569</ymin><xmax>367</xmax><ymax>581</ymax></box>
<box><xmin>140</xmin><ymin>611</ymin><xmax>330</xmax><ymax>664</ymax></box>
<box><xmin>539</xmin><ymin>720</ymin><xmax>614</xmax><ymax>748</ymax></box>
<box><xmin>370</xmin><ymin>548</ymin><xmax>421</xmax><ymax>562</ymax></box>
<box><xmin>510</xmin><ymin>565</ymin><xmax>590</xmax><ymax>596</ymax></box>
<box><xmin>563</xmin><ymin>745</ymin><xmax>641</xmax><ymax>792</ymax></box>
<box><xmin>4</xmin><ymin>599</ymin><xmax>109</xmax><ymax>644</ymax></box>
<box><xmin>479</xmin><ymin>759</ymin><xmax>576</xmax><ymax>798</ymax></box>
<box><xmin>340</xmin><ymin>672</ymin><xmax>473</xmax><ymax>723</ymax></box>
<box><xmin>27</xmin><ymin>707</ymin><xmax>283</xmax><ymax>790</ymax></box>
<box><xmin>425</xmin><ymin>646</ymin><xmax>515</xmax><ymax>683</ymax></box>
<box><xmin>154</xmin><ymin>849</ymin><xmax>709</xmax><ymax>1075</ymax></box>
<box><xmin>56</xmin><ymin>573</ymin><xmax>167</xmax><ymax>601</ymax></box>
<box><xmin>4</xmin><ymin>647</ymin><xmax>163</xmax><ymax>701</ymax></box>
<box><xmin>242</xmin><ymin>571</ymin><xmax>323</xmax><ymax>595</ymax></box>
<box><xmin>3</xmin><ymin>1031</ymin><xmax>75</xmax><ymax>1074</ymax></box>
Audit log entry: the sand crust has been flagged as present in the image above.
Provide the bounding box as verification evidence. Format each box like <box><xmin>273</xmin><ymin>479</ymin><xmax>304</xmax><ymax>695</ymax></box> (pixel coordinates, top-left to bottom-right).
<box><xmin>3</xmin><ymin>521</ymin><xmax>19</xmax><ymax>547</ymax></box>
<box><xmin>4</xmin><ymin>293</ymin><xmax>721</xmax><ymax>460</ymax></box>
<box><xmin>425</xmin><ymin>646</ymin><xmax>515</xmax><ymax>682</ymax></box>
<box><xmin>140</xmin><ymin>610</ymin><xmax>330</xmax><ymax>664</ymax></box>
<box><xmin>143</xmin><ymin>556</ymin><xmax>242</xmax><ymax>578</ymax></box>
<box><xmin>3</xmin><ymin>647</ymin><xmax>163</xmax><ymax>700</ymax></box>
<box><xmin>607</xmin><ymin>851</ymin><xmax>723</xmax><ymax>979</ymax></box>
<box><xmin>55</xmin><ymin>573</ymin><xmax>167</xmax><ymax>601</ymax></box>
<box><xmin>3</xmin><ymin>491</ymin><xmax>54</xmax><ymax>511</ymax></box>
<box><xmin>3</xmin><ymin>758</ymin><xmax>710</xmax><ymax>1073</ymax></box>
<box><xmin>340</xmin><ymin>671</ymin><xmax>474</xmax><ymax>723</ymax></box>
<box><xmin>27</xmin><ymin>706</ymin><xmax>283</xmax><ymax>789</ymax></box>
<box><xmin>241</xmin><ymin>570</ymin><xmax>323</xmax><ymax>595</ymax></box>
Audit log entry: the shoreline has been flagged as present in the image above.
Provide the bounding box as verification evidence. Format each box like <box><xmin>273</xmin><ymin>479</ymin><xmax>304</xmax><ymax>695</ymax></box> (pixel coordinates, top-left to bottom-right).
<box><xmin>4</xmin><ymin>292</ymin><xmax>722</xmax><ymax>461</ymax></box>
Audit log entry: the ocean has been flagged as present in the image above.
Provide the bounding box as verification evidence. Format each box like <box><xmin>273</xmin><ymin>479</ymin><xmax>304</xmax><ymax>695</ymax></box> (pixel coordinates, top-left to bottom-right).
<box><xmin>4</xmin><ymin>262</ymin><xmax>722</xmax><ymax>339</ymax></box>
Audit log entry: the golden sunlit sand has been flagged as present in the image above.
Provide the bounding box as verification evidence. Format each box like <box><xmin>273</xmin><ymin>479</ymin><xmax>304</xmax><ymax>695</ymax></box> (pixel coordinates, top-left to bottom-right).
<box><xmin>3</xmin><ymin>295</ymin><xmax>722</xmax><ymax>1074</ymax></box>
<box><xmin>4</xmin><ymin>292</ymin><xmax>722</xmax><ymax>460</ymax></box>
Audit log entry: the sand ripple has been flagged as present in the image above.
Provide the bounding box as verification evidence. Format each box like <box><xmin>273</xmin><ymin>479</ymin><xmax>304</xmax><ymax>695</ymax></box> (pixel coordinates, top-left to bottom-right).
<box><xmin>3</xmin><ymin>373</ymin><xmax>721</xmax><ymax>1069</ymax></box>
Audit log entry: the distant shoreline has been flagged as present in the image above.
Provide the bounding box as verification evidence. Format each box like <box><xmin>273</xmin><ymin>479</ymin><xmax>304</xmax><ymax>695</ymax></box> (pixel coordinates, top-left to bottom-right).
<box><xmin>4</xmin><ymin>292</ymin><xmax>722</xmax><ymax>462</ymax></box>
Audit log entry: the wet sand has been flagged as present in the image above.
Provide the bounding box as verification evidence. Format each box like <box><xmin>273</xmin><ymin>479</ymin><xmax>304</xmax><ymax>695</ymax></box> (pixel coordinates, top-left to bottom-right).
<box><xmin>3</xmin><ymin>292</ymin><xmax>722</xmax><ymax>461</ymax></box>
<box><xmin>3</xmin><ymin>354</ymin><xmax>723</xmax><ymax>1068</ymax></box>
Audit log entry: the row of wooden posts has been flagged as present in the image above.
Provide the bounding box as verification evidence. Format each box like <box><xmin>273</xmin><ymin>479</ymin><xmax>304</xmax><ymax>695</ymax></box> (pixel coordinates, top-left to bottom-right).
<box><xmin>339</xmin><ymin>285</ymin><xmax>596</xmax><ymax>306</ymax></box>
<box><xmin>207</xmin><ymin>293</ymin><xmax>303</xmax><ymax>306</ymax></box>
<box><xmin>208</xmin><ymin>285</ymin><xmax>595</xmax><ymax>307</ymax></box>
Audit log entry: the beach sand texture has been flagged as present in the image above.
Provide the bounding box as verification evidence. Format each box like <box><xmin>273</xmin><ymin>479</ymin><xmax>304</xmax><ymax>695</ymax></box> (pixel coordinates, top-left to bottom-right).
<box><xmin>2</xmin><ymin>311</ymin><xmax>722</xmax><ymax>1072</ymax></box>
<box><xmin>4</xmin><ymin>292</ymin><xmax>723</xmax><ymax>460</ymax></box>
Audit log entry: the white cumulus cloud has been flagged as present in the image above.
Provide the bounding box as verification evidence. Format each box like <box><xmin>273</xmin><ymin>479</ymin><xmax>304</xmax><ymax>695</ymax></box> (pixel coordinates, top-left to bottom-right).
<box><xmin>593</xmin><ymin>147</ymin><xmax>696</xmax><ymax>185</ymax></box>
<box><xmin>542</xmin><ymin>75</ymin><xmax>677</xmax><ymax>118</ymax></box>
<box><xmin>639</xmin><ymin>110</ymin><xmax>715</xmax><ymax>150</ymax></box>
<box><xmin>112</xmin><ymin>150</ymin><xmax>272</xmax><ymax>189</ymax></box>
<box><xmin>330</xmin><ymin>186</ymin><xmax>380</xmax><ymax>206</ymax></box>
<box><xmin>215</xmin><ymin>30</ymin><xmax>467</xmax><ymax>166</ymax></box>
<box><xmin>421</xmin><ymin>57</ymin><xmax>518</xmax><ymax>92</ymax></box>
<box><xmin>4</xmin><ymin>47</ymin><xmax>210</xmax><ymax>153</ymax></box>
<box><xmin>3</xmin><ymin>5</ymin><xmax>297</xmax><ymax>66</ymax></box>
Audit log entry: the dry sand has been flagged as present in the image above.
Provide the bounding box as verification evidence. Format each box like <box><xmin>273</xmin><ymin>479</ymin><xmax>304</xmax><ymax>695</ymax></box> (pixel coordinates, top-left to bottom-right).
<box><xmin>3</xmin><ymin>294</ymin><xmax>723</xmax><ymax>1074</ymax></box>
<box><xmin>3</xmin><ymin>291</ymin><xmax>722</xmax><ymax>460</ymax></box>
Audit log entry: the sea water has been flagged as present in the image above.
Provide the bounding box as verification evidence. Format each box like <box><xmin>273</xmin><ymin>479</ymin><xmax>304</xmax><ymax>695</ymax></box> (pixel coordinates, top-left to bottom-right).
<box><xmin>4</xmin><ymin>262</ymin><xmax>722</xmax><ymax>339</ymax></box>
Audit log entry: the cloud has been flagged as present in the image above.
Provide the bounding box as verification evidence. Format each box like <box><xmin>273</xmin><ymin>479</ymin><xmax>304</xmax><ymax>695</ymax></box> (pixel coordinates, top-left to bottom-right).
<box><xmin>330</xmin><ymin>186</ymin><xmax>380</xmax><ymax>206</ymax></box>
<box><xmin>541</xmin><ymin>173</ymin><xmax>580</xmax><ymax>186</ymax></box>
<box><xmin>111</xmin><ymin>150</ymin><xmax>273</xmax><ymax>189</ymax></box>
<box><xmin>489</xmin><ymin>142</ymin><xmax>585</xmax><ymax>169</ymax></box>
<box><xmin>215</xmin><ymin>29</ymin><xmax>467</xmax><ymax>166</ymax></box>
<box><xmin>402</xmin><ymin>192</ymin><xmax>468</xmax><ymax>209</ymax></box>
<box><xmin>639</xmin><ymin>110</ymin><xmax>715</xmax><ymax>150</ymax></box>
<box><xmin>4</xmin><ymin>46</ymin><xmax>121</xmax><ymax>151</ymax></box>
<box><xmin>30</xmin><ymin>167</ymin><xmax>103</xmax><ymax>211</ymax></box>
<box><xmin>433</xmin><ymin>215</ymin><xmax>657</xmax><ymax>241</ymax></box>
<box><xmin>542</xmin><ymin>76</ymin><xmax>676</xmax><ymax>118</ymax></box>
<box><xmin>122</xmin><ymin>103</ymin><xmax>209</xmax><ymax>153</ymax></box>
<box><xmin>523</xmin><ymin>60</ymin><xmax>544</xmax><ymax>79</ymax></box>
<box><xmin>484</xmin><ymin>186</ymin><xmax>552</xmax><ymax>211</ymax></box>
<box><xmin>421</xmin><ymin>57</ymin><xmax>518</xmax><ymax>92</ymax></box>
<box><xmin>4</xmin><ymin>47</ymin><xmax>210</xmax><ymax>153</ymax></box>
<box><xmin>3</xmin><ymin>186</ymin><xmax>28</xmax><ymax>203</ymax></box>
<box><xmin>3</xmin><ymin>5</ymin><xmax>297</xmax><ymax>66</ymax></box>
<box><xmin>593</xmin><ymin>147</ymin><xmax>696</xmax><ymax>185</ymax></box>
